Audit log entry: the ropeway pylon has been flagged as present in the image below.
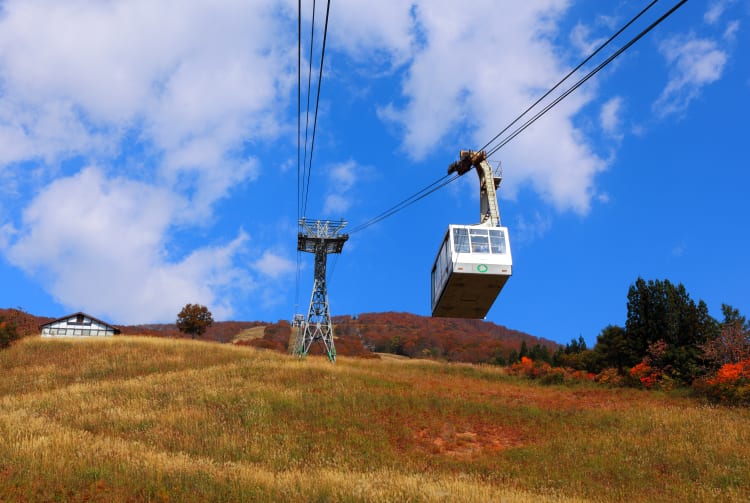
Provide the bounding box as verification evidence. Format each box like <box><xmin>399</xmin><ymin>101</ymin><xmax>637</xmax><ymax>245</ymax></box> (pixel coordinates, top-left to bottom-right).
<box><xmin>293</xmin><ymin>219</ymin><xmax>348</xmax><ymax>362</ymax></box>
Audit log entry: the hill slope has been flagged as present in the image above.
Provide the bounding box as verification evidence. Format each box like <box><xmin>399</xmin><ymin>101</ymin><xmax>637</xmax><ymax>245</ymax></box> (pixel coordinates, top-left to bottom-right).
<box><xmin>2</xmin><ymin>308</ymin><xmax>555</xmax><ymax>362</ymax></box>
<box><xmin>334</xmin><ymin>311</ymin><xmax>558</xmax><ymax>361</ymax></box>
<box><xmin>1</xmin><ymin>336</ymin><xmax>748</xmax><ymax>502</ymax></box>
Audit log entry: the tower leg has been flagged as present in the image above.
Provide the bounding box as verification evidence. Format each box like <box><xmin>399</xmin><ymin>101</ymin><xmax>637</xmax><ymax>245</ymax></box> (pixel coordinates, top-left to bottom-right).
<box><xmin>294</xmin><ymin>246</ymin><xmax>336</xmax><ymax>362</ymax></box>
<box><xmin>291</xmin><ymin>314</ymin><xmax>306</xmax><ymax>355</ymax></box>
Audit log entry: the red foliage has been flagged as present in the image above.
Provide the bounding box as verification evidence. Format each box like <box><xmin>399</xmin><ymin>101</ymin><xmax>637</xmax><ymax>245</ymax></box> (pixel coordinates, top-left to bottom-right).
<box><xmin>239</xmin><ymin>338</ymin><xmax>286</xmax><ymax>352</ymax></box>
<box><xmin>3</xmin><ymin>307</ymin><xmax>554</xmax><ymax>365</ymax></box>
<box><xmin>629</xmin><ymin>362</ymin><xmax>661</xmax><ymax>389</ymax></box>
<box><xmin>0</xmin><ymin>308</ymin><xmax>52</xmax><ymax>337</ymax></box>
<box><xmin>338</xmin><ymin>312</ymin><xmax>557</xmax><ymax>364</ymax></box>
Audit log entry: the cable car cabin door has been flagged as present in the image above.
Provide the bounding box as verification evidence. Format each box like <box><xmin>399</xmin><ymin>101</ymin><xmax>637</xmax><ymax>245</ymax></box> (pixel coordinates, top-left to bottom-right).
<box><xmin>431</xmin><ymin>225</ymin><xmax>512</xmax><ymax>318</ymax></box>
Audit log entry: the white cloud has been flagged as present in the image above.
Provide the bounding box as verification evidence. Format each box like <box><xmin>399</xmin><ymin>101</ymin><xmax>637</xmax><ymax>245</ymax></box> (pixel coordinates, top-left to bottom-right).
<box><xmin>570</xmin><ymin>22</ymin><xmax>606</xmax><ymax>56</ymax></box>
<box><xmin>653</xmin><ymin>34</ymin><xmax>728</xmax><ymax>117</ymax></box>
<box><xmin>596</xmin><ymin>15</ymin><xmax>618</xmax><ymax>31</ymax></box>
<box><xmin>704</xmin><ymin>0</ymin><xmax>734</xmax><ymax>25</ymax></box>
<box><xmin>3</xmin><ymin>167</ymin><xmax>250</xmax><ymax>323</ymax></box>
<box><xmin>329</xmin><ymin>162</ymin><xmax>357</xmax><ymax>191</ymax></box>
<box><xmin>323</xmin><ymin>160</ymin><xmax>360</xmax><ymax>215</ymax></box>
<box><xmin>0</xmin><ymin>0</ymin><xmax>293</xmax><ymax>207</ymax></box>
<box><xmin>252</xmin><ymin>251</ymin><xmax>296</xmax><ymax>279</ymax></box>
<box><xmin>0</xmin><ymin>223</ymin><xmax>15</xmax><ymax>250</ymax></box>
<box><xmin>358</xmin><ymin>0</ymin><xmax>606</xmax><ymax>214</ymax></box>
<box><xmin>323</xmin><ymin>194</ymin><xmax>351</xmax><ymax>216</ymax></box>
<box><xmin>599</xmin><ymin>96</ymin><xmax>623</xmax><ymax>137</ymax></box>
<box><xmin>723</xmin><ymin>20</ymin><xmax>740</xmax><ymax>41</ymax></box>
<box><xmin>0</xmin><ymin>0</ymin><xmax>298</xmax><ymax>320</ymax></box>
<box><xmin>326</xmin><ymin>0</ymin><xmax>417</xmax><ymax>67</ymax></box>
<box><xmin>513</xmin><ymin>211</ymin><xmax>552</xmax><ymax>244</ymax></box>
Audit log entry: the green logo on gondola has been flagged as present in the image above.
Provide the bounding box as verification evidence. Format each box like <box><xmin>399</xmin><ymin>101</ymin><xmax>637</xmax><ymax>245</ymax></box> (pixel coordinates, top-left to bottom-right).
<box><xmin>477</xmin><ymin>264</ymin><xmax>488</xmax><ymax>273</ymax></box>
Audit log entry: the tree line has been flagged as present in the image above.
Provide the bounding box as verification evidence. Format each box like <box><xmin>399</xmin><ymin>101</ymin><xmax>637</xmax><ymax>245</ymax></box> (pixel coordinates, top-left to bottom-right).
<box><xmin>526</xmin><ymin>277</ymin><xmax>749</xmax><ymax>391</ymax></box>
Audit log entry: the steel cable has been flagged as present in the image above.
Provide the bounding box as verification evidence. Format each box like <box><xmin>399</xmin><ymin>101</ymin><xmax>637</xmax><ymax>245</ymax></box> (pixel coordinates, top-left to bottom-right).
<box><xmin>347</xmin><ymin>0</ymin><xmax>688</xmax><ymax>235</ymax></box>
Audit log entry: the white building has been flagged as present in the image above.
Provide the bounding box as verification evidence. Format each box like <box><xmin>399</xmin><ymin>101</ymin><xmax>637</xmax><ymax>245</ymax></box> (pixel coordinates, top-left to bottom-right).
<box><xmin>40</xmin><ymin>312</ymin><xmax>120</xmax><ymax>337</ymax></box>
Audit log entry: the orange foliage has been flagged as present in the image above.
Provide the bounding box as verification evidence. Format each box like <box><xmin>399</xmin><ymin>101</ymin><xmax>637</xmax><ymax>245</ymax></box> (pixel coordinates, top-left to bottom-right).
<box><xmin>508</xmin><ymin>356</ymin><xmax>595</xmax><ymax>384</ymax></box>
<box><xmin>694</xmin><ymin>357</ymin><xmax>750</xmax><ymax>405</ymax></box>
<box><xmin>708</xmin><ymin>358</ymin><xmax>750</xmax><ymax>385</ymax></box>
<box><xmin>629</xmin><ymin>362</ymin><xmax>661</xmax><ymax>389</ymax></box>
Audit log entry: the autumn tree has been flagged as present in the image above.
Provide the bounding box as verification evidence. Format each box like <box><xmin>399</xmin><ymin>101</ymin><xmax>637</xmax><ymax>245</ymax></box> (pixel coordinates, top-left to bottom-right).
<box><xmin>176</xmin><ymin>304</ymin><xmax>214</xmax><ymax>339</ymax></box>
<box><xmin>700</xmin><ymin>304</ymin><xmax>750</xmax><ymax>369</ymax></box>
<box><xmin>0</xmin><ymin>315</ymin><xmax>19</xmax><ymax>349</ymax></box>
<box><xmin>624</xmin><ymin>278</ymin><xmax>718</xmax><ymax>383</ymax></box>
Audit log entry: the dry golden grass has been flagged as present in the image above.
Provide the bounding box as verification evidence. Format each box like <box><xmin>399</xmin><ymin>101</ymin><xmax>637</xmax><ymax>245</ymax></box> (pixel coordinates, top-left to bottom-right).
<box><xmin>0</xmin><ymin>336</ymin><xmax>748</xmax><ymax>502</ymax></box>
<box><xmin>231</xmin><ymin>326</ymin><xmax>267</xmax><ymax>344</ymax></box>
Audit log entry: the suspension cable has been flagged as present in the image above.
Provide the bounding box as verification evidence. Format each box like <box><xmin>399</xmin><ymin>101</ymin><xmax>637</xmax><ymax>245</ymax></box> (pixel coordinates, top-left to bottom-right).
<box><xmin>296</xmin><ymin>0</ymin><xmax>335</xmax><ymax>313</ymax></box>
<box><xmin>347</xmin><ymin>0</ymin><xmax>688</xmax><ymax>234</ymax></box>
<box><xmin>479</xmin><ymin>0</ymin><xmax>660</xmax><ymax>154</ymax></box>
<box><xmin>348</xmin><ymin>173</ymin><xmax>460</xmax><ymax>234</ymax></box>
<box><xmin>302</xmin><ymin>0</ymin><xmax>333</xmax><ymax>218</ymax></box>
<box><xmin>295</xmin><ymin>0</ymin><xmax>303</xmax><ymax>312</ymax></box>
<box><xmin>300</xmin><ymin>0</ymin><xmax>317</xmax><ymax>218</ymax></box>
<box><xmin>297</xmin><ymin>0</ymin><xmax>301</xmax><ymax>222</ymax></box>
<box><xmin>486</xmin><ymin>0</ymin><xmax>688</xmax><ymax>159</ymax></box>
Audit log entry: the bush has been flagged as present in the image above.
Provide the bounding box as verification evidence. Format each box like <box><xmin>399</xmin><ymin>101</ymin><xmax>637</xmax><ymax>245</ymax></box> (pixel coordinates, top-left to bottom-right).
<box><xmin>508</xmin><ymin>357</ymin><xmax>595</xmax><ymax>385</ymax></box>
<box><xmin>594</xmin><ymin>368</ymin><xmax>626</xmax><ymax>387</ymax></box>
<box><xmin>693</xmin><ymin>358</ymin><xmax>750</xmax><ymax>405</ymax></box>
<box><xmin>629</xmin><ymin>362</ymin><xmax>661</xmax><ymax>389</ymax></box>
<box><xmin>0</xmin><ymin>316</ymin><xmax>20</xmax><ymax>349</ymax></box>
<box><xmin>539</xmin><ymin>367</ymin><xmax>566</xmax><ymax>385</ymax></box>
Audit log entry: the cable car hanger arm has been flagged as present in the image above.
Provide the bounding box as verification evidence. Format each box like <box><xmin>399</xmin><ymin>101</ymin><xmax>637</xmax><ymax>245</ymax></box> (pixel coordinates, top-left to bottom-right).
<box><xmin>447</xmin><ymin>150</ymin><xmax>502</xmax><ymax>227</ymax></box>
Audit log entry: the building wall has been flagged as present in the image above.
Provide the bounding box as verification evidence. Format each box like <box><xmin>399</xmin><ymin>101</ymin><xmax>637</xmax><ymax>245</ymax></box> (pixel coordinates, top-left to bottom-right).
<box><xmin>41</xmin><ymin>314</ymin><xmax>115</xmax><ymax>337</ymax></box>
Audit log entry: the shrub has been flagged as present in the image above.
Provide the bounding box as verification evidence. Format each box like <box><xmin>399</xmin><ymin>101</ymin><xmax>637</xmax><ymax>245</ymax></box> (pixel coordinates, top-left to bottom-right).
<box><xmin>629</xmin><ymin>361</ymin><xmax>662</xmax><ymax>389</ymax></box>
<box><xmin>539</xmin><ymin>367</ymin><xmax>566</xmax><ymax>385</ymax></box>
<box><xmin>508</xmin><ymin>357</ymin><xmax>595</xmax><ymax>385</ymax></box>
<box><xmin>595</xmin><ymin>368</ymin><xmax>626</xmax><ymax>387</ymax></box>
<box><xmin>693</xmin><ymin>358</ymin><xmax>750</xmax><ymax>405</ymax></box>
<box><xmin>0</xmin><ymin>316</ymin><xmax>20</xmax><ymax>349</ymax></box>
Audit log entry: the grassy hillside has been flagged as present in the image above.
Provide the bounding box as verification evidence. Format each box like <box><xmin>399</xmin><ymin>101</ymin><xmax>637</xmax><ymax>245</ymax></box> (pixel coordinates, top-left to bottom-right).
<box><xmin>1</xmin><ymin>336</ymin><xmax>748</xmax><ymax>502</ymax></box>
<box><xmin>1</xmin><ymin>307</ymin><xmax>553</xmax><ymax>362</ymax></box>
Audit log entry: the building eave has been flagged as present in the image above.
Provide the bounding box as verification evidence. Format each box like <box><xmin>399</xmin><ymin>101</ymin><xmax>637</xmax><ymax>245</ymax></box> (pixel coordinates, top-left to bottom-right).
<box><xmin>39</xmin><ymin>311</ymin><xmax>120</xmax><ymax>334</ymax></box>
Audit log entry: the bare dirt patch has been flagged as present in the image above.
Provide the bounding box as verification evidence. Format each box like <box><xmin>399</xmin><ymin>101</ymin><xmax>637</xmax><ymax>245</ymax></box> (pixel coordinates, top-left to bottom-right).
<box><xmin>416</xmin><ymin>421</ymin><xmax>525</xmax><ymax>458</ymax></box>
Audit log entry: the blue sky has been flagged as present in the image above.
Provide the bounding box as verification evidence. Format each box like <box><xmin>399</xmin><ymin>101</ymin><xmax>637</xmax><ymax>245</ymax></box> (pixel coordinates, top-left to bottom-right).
<box><xmin>0</xmin><ymin>0</ymin><xmax>747</xmax><ymax>346</ymax></box>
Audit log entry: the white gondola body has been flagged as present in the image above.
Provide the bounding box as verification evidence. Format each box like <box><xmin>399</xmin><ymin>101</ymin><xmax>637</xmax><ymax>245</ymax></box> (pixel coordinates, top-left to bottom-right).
<box><xmin>431</xmin><ymin>224</ymin><xmax>512</xmax><ymax>318</ymax></box>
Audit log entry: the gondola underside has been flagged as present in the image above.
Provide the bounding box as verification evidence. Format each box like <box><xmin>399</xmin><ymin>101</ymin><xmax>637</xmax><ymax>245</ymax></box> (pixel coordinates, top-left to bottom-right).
<box><xmin>432</xmin><ymin>267</ymin><xmax>511</xmax><ymax>318</ymax></box>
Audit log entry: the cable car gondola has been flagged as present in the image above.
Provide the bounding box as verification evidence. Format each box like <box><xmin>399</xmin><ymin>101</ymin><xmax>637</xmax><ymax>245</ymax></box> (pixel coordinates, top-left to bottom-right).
<box><xmin>431</xmin><ymin>150</ymin><xmax>512</xmax><ymax>318</ymax></box>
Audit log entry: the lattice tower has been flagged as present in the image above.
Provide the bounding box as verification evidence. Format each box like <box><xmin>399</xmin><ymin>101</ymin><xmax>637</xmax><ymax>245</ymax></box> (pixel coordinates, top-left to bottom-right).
<box><xmin>293</xmin><ymin>219</ymin><xmax>348</xmax><ymax>362</ymax></box>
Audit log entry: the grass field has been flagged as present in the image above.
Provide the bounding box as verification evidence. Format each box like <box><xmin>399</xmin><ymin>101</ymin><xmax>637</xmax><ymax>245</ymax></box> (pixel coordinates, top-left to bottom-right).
<box><xmin>1</xmin><ymin>336</ymin><xmax>748</xmax><ymax>502</ymax></box>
